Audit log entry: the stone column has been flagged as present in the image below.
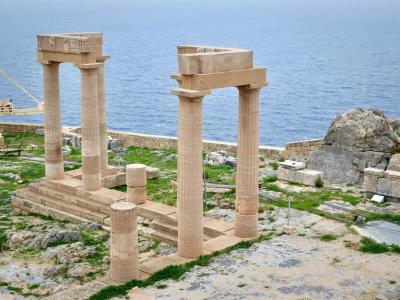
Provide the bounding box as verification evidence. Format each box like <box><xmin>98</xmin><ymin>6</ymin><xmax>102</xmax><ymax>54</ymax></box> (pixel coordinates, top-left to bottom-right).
<box><xmin>97</xmin><ymin>61</ymin><xmax>108</xmax><ymax>170</ymax></box>
<box><xmin>126</xmin><ymin>163</ymin><xmax>147</xmax><ymax>204</ymax></box>
<box><xmin>110</xmin><ymin>202</ymin><xmax>138</xmax><ymax>283</ymax></box>
<box><xmin>234</xmin><ymin>86</ymin><xmax>261</xmax><ymax>238</ymax></box>
<box><xmin>43</xmin><ymin>62</ymin><xmax>64</xmax><ymax>180</ymax></box>
<box><xmin>175</xmin><ymin>90</ymin><xmax>208</xmax><ymax>259</ymax></box>
<box><xmin>79</xmin><ymin>64</ymin><xmax>102</xmax><ymax>191</ymax></box>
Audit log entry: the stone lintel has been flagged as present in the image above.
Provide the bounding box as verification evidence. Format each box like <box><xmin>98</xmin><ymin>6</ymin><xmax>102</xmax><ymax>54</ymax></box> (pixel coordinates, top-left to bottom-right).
<box><xmin>171</xmin><ymin>88</ymin><xmax>211</xmax><ymax>98</ymax></box>
<box><xmin>240</xmin><ymin>81</ymin><xmax>268</xmax><ymax>90</ymax></box>
<box><xmin>97</xmin><ymin>55</ymin><xmax>111</xmax><ymax>63</ymax></box>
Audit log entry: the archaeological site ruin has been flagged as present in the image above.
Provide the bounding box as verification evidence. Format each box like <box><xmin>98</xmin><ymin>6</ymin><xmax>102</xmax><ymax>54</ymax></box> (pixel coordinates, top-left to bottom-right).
<box><xmin>12</xmin><ymin>33</ymin><xmax>268</xmax><ymax>282</ymax></box>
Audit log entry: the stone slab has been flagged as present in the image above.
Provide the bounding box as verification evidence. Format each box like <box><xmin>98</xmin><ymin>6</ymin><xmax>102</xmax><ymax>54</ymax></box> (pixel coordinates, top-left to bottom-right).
<box><xmin>351</xmin><ymin>221</ymin><xmax>400</xmax><ymax>246</ymax></box>
<box><xmin>364</xmin><ymin>167</ymin><xmax>385</xmax><ymax>177</ymax></box>
<box><xmin>299</xmin><ymin>169</ymin><xmax>324</xmax><ymax>186</ymax></box>
<box><xmin>203</xmin><ymin>216</ymin><xmax>234</xmax><ymax>237</ymax></box>
<box><xmin>377</xmin><ymin>178</ymin><xmax>392</xmax><ymax>196</ymax></box>
<box><xmin>139</xmin><ymin>253</ymin><xmax>191</xmax><ymax>275</ymax></box>
<box><xmin>203</xmin><ymin>235</ymin><xmax>244</xmax><ymax>255</ymax></box>
<box><xmin>278</xmin><ymin>160</ymin><xmax>306</xmax><ymax>170</ymax></box>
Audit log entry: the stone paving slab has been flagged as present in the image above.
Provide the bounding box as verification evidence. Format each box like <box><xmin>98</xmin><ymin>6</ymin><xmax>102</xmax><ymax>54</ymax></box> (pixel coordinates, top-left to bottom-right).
<box><xmin>139</xmin><ymin>253</ymin><xmax>191</xmax><ymax>275</ymax></box>
<box><xmin>351</xmin><ymin>221</ymin><xmax>400</xmax><ymax>246</ymax></box>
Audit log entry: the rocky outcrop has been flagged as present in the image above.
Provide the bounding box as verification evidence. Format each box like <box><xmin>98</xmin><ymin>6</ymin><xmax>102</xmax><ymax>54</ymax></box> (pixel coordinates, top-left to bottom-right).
<box><xmin>387</xmin><ymin>154</ymin><xmax>400</xmax><ymax>172</ymax></box>
<box><xmin>307</xmin><ymin>109</ymin><xmax>400</xmax><ymax>184</ymax></box>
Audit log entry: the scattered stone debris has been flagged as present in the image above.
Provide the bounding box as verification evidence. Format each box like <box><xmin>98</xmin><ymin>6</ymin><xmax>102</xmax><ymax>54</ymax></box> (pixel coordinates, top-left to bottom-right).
<box><xmin>205</xmin><ymin>151</ymin><xmax>237</xmax><ymax>167</ymax></box>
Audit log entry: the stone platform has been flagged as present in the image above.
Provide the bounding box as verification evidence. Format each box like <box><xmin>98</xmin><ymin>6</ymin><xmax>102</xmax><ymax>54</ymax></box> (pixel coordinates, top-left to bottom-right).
<box><xmin>12</xmin><ymin>169</ymin><xmax>238</xmax><ymax>277</ymax></box>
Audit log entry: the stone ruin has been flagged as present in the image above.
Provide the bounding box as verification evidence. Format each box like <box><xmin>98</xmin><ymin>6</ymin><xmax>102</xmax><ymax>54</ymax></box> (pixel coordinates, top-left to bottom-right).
<box><xmin>12</xmin><ymin>34</ymin><xmax>268</xmax><ymax>282</ymax></box>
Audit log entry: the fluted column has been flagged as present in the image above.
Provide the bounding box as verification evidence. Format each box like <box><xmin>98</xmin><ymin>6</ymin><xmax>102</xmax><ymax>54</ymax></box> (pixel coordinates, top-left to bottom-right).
<box><xmin>79</xmin><ymin>64</ymin><xmax>102</xmax><ymax>191</ymax></box>
<box><xmin>97</xmin><ymin>61</ymin><xmax>108</xmax><ymax>170</ymax></box>
<box><xmin>110</xmin><ymin>202</ymin><xmax>138</xmax><ymax>282</ymax></box>
<box><xmin>43</xmin><ymin>62</ymin><xmax>64</xmax><ymax>180</ymax></box>
<box><xmin>177</xmin><ymin>95</ymin><xmax>204</xmax><ymax>258</ymax></box>
<box><xmin>234</xmin><ymin>86</ymin><xmax>261</xmax><ymax>238</ymax></box>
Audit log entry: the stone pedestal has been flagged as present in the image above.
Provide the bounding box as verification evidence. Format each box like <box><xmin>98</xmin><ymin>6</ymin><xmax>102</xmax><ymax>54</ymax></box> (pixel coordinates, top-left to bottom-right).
<box><xmin>110</xmin><ymin>202</ymin><xmax>138</xmax><ymax>283</ymax></box>
<box><xmin>126</xmin><ymin>164</ymin><xmax>147</xmax><ymax>204</ymax></box>
<box><xmin>177</xmin><ymin>95</ymin><xmax>204</xmax><ymax>258</ymax></box>
<box><xmin>234</xmin><ymin>86</ymin><xmax>260</xmax><ymax>238</ymax></box>
<box><xmin>80</xmin><ymin>65</ymin><xmax>102</xmax><ymax>191</ymax></box>
<box><xmin>43</xmin><ymin>62</ymin><xmax>64</xmax><ymax>180</ymax></box>
<box><xmin>97</xmin><ymin>62</ymin><xmax>108</xmax><ymax>170</ymax></box>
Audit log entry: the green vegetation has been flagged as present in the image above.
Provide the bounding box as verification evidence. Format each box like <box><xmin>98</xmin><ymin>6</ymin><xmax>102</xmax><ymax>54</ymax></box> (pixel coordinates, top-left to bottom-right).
<box><xmin>319</xmin><ymin>234</ymin><xmax>337</xmax><ymax>242</ymax></box>
<box><xmin>204</xmin><ymin>164</ymin><xmax>235</xmax><ymax>184</ymax></box>
<box><xmin>2</xmin><ymin>131</ymin><xmax>45</xmax><ymax>156</ymax></box>
<box><xmin>315</xmin><ymin>176</ymin><xmax>324</xmax><ymax>188</ymax></box>
<box><xmin>88</xmin><ymin>232</ymin><xmax>278</xmax><ymax>300</ymax></box>
<box><xmin>262</xmin><ymin>175</ymin><xmax>277</xmax><ymax>183</ymax></box>
<box><xmin>358</xmin><ymin>237</ymin><xmax>400</xmax><ymax>254</ymax></box>
<box><xmin>269</xmin><ymin>162</ymin><xmax>279</xmax><ymax>170</ymax></box>
<box><xmin>262</xmin><ymin>183</ymin><xmax>284</xmax><ymax>192</ymax></box>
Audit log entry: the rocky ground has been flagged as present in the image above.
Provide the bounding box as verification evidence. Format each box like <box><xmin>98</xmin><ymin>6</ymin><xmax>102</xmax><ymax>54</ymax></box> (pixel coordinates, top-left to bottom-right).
<box><xmin>1</xmin><ymin>131</ymin><xmax>400</xmax><ymax>299</ymax></box>
<box><xmin>124</xmin><ymin>208</ymin><xmax>400</xmax><ymax>300</ymax></box>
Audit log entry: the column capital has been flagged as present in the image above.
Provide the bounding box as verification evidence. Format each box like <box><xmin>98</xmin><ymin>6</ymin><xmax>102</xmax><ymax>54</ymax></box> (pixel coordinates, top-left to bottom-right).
<box><xmin>237</xmin><ymin>82</ymin><xmax>268</xmax><ymax>91</ymax></box>
<box><xmin>38</xmin><ymin>60</ymin><xmax>61</xmax><ymax>66</ymax></box>
<box><xmin>75</xmin><ymin>63</ymin><xmax>103</xmax><ymax>70</ymax></box>
<box><xmin>171</xmin><ymin>88</ymin><xmax>211</xmax><ymax>98</ymax></box>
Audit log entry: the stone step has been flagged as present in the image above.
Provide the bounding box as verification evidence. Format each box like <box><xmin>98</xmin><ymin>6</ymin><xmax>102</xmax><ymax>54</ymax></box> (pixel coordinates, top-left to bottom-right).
<box><xmin>203</xmin><ymin>216</ymin><xmax>234</xmax><ymax>238</ymax></box>
<box><xmin>29</xmin><ymin>183</ymin><xmax>111</xmax><ymax>215</ymax></box>
<box><xmin>40</xmin><ymin>180</ymin><xmax>125</xmax><ymax>206</ymax></box>
<box><xmin>16</xmin><ymin>189</ymin><xmax>107</xmax><ymax>224</ymax></box>
<box><xmin>152</xmin><ymin>221</ymin><xmax>178</xmax><ymax>236</ymax></box>
<box><xmin>137</xmin><ymin>201</ymin><xmax>177</xmax><ymax>225</ymax></box>
<box><xmin>12</xmin><ymin>196</ymin><xmax>91</xmax><ymax>224</ymax></box>
<box><xmin>151</xmin><ymin>231</ymin><xmax>177</xmax><ymax>246</ymax></box>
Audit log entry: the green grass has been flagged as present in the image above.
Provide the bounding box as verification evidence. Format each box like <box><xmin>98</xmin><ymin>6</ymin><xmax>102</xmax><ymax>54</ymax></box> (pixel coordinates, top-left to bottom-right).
<box><xmin>204</xmin><ymin>164</ymin><xmax>235</xmax><ymax>184</ymax></box>
<box><xmin>88</xmin><ymin>232</ymin><xmax>278</xmax><ymax>300</ymax></box>
<box><xmin>262</xmin><ymin>183</ymin><xmax>284</xmax><ymax>192</ymax></box>
<box><xmin>359</xmin><ymin>237</ymin><xmax>400</xmax><ymax>254</ymax></box>
<box><xmin>269</xmin><ymin>162</ymin><xmax>279</xmax><ymax>170</ymax></box>
<box><xmin>319</xmin><ymin>234</ymin><xmax>337</xmax><ymax>242</ymax></box>
<box><xmin>262</xmin><ymin>175</ymin><xmax>277</xmax><ymax>184</ymax></box>
<box><xmin>2</xmin><ymin>131</ymin><xmax>45</xmax><ymax>156</ymax></box>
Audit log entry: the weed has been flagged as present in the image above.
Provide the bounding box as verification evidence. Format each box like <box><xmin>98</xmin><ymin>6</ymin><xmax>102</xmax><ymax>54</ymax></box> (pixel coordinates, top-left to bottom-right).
<box><xmin>315</xmin><ymin>176</ymin><xmax>324</xmax><ymax>188</ymax></box>
<box><xmin>156</xmin><ymin>284</ymin><xmax>168</xmax><ymax>289</ymax></box>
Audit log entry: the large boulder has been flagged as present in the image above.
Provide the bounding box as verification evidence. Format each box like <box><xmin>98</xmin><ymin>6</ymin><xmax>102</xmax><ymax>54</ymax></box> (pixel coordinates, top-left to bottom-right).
<box><xmin>307</xmin><ymin>109</ymin><xmax>400</xmax><ymax>184</ymax></box>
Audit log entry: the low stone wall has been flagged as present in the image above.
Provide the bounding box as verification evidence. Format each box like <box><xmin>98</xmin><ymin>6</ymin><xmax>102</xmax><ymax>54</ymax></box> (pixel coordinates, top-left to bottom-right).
<box><xmin>364</xmin><ymin>168</ymin><xmax>400</xmax><ymax>200</ymax></box>
<box><xmin>285</xmin><ymin>139</ymin><xmax>323</xmax><ymax>159</ymax></box>
<box><xmin>0</xmin><ymin>122</ymin><xmax>286</xmax><ymax>159</ymax></box>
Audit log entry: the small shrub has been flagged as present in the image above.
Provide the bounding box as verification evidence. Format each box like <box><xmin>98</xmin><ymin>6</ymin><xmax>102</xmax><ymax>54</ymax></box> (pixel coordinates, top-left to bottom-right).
<box><xmin>269</xmin><ymin>162</ymin><xmax>279</xmax><ymax>170</ymax></box>
<box><xmin>156</xmin><ymin>284</ymin><xmax>168</xmax><ymax>289</ymax></box>
<box><xmin>315</xmin><ymin>176</ymin><xmax>324</xmax><ymax>188</ymax></box>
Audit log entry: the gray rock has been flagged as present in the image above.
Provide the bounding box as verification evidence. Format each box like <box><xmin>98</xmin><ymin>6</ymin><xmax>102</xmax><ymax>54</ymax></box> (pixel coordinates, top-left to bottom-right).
<box><xmin>146</xmin><ymin>167</ymin><xmax>160</xmax><ymax>179</ymax></box>
<box><xmin>67</xmin><ymin>263</ymin><xmax>94</xmax><ymax>278</ymax></box>
<box><xmin>108</xmin><ymin>138</ymin><xmax>120</xmax><ymax>150</ymax></box>
<box><xmin>35</xmin><ymin>128</ymin><xmax>45</xmax><ymax>135</ymax></box>
<box><xmin>307</xmin><ymin>109</ymin><xmax>399</xmax><ymax>184</ymax></box>
<box><xmin>79</xmin><ymin>223</ymin><xmax>102</xmax><ymax>231</ymax></box>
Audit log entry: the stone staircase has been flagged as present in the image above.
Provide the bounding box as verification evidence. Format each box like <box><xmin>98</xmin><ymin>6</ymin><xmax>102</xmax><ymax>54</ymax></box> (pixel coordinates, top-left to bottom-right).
<box><xmin>12</xmin><ymin>171</ymin><xmax>235</xmax><ymax>246</ymax></box>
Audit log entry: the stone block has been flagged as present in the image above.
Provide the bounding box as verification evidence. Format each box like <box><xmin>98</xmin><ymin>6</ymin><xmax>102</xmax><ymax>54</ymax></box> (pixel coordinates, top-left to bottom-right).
<box><xmin>299</xmin><ymin>169</ymin><xmax>324</xmax><ymax>186</ymax></box>
<box><xmin>146</xmin><ymin>167</ymin><xmax>160</xmax><ymax>179</ymax></box>
<box><xmin>277</xmin><ymin>167</ymin><xmax>290</xmax><ymax>181</ymax></box>
<box><xmin>364</xmin><ymin>167</ymin><xmax>384</xmax><ymax>177</ymax></box>
<box><xmin>387</xmin><ymin>154</ymin><xmax>400</xmax><ymax>172</ymax></box>
<box><xmin>377</xmin><ymin>178</ymin><xmax>392</xmax><ymax>196</ymax></box>
<box><xmin>288</xmin><ymin>169</ymin><xmax>304</xmax><ymax>184</ymax></box>
<box><xmin>364</xmin><ymin>174</ymin><xmax>378</xmax><ymax>193</ymax></box>
<box><xmin>278</xmin><ymin>160</ymin><xmax>305</xmax><ymax>170</ymax></box>
<box><xmin>392</xmin><ymin>181</ymin><xmax>400</xmax><ymax>198</ymax></box>
<box><xmin>384</xmin><ymin>170</ymin><xmax>400</xmax><ymax>181</ymax></box>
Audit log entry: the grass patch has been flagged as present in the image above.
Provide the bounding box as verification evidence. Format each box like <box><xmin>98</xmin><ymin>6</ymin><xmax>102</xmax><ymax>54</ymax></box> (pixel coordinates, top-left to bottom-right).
<box><xmin>359</xmin><ymin>237</ymin><xmax>400</xmax><ymax>254</ymax></box>
<box><xmin>88</xmin><ymin>232</ymin><xmax>278</xmax><ymax>300</ymax></box>
<box><xmin>262</xmin><ymin>175</ymin><xmax>277</xmax><ymax>184</ymax></box>
<box><xmin>262</xmin><ymin>183</ymin><xmax>284</xmax><ymax>192</ymax></box>
<box><xmin>269</xmin><ymin>162</ymin><xmax>279</xmax><ymax>170</ymax></box>
<box><xmin>319</xmin><ymin>234</ymin><xmax>337</xmax><ymax>242</ymax></box>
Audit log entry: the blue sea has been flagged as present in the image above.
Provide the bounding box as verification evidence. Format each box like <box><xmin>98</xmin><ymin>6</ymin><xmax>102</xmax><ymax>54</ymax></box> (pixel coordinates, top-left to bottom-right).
<box><xmin>0</xmin><ymin>0</ymin><xmax>399</xmax><ymax>146</ymax></box>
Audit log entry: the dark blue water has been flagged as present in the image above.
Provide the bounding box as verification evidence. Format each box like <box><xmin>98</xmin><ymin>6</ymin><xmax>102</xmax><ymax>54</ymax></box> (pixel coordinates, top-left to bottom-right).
<box><xmin>0</xmin><ymin>0</ymin><xmax>399</xmax><ymax>146</ymax></box>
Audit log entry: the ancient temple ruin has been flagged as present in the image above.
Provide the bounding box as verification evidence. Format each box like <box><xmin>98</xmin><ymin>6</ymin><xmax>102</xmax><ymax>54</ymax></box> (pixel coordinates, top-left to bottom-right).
<box><xmin>12</xmin><ymin>35</ymin><xmax>267</xmax><ymax>282</ymax></box>
<box><xmin>171</xmin><ymin>45</ymin><xmax>267</xmax><ymax>257</ymax></box>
